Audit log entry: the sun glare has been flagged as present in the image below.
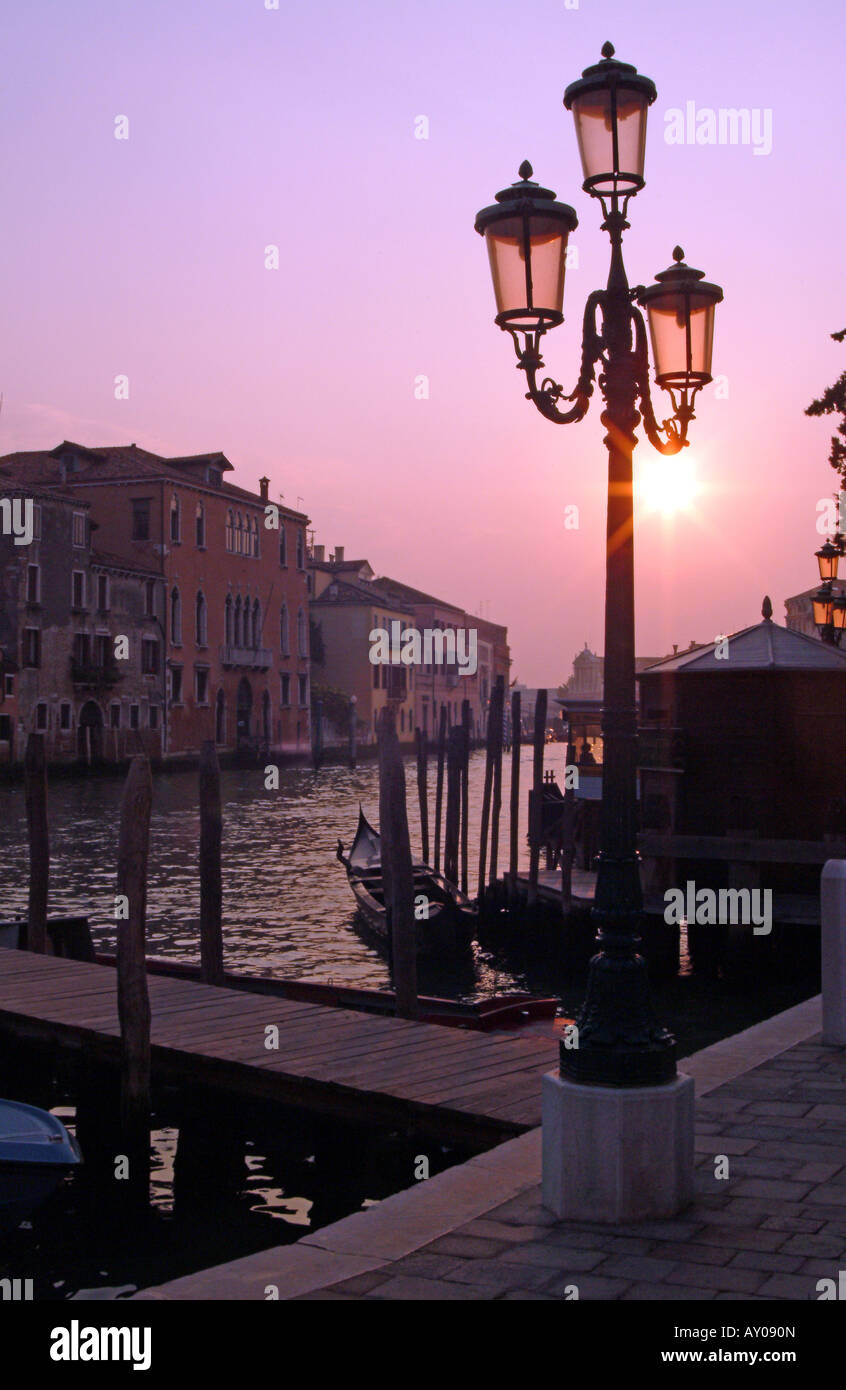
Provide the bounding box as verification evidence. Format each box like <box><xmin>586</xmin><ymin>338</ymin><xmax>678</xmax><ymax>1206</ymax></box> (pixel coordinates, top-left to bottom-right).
<box><xmin>635</xmin><ymin>454</ymin><xmax>701</xmax><ymax>518</ymax></box>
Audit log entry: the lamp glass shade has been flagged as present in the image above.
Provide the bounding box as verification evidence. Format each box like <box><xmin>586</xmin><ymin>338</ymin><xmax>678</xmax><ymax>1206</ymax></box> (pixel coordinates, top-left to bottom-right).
<box><xmin>484</xmin><ymin>214</ymin><xmax>571</xmax><ymax>331</ymax></box>
<box><xmin>645</xmin><ymin>291</ymin><xmax>717</xmax><ymax>388</ymax></box>
<box><xmin>570</xmin><ymin>86</ymin><xmax>649</xmax><ymax>195</ymax></box>
<box><xmin>813</xmin><ymin>592</ymin><xmax>833</xmax><ymax>627</ymax></box>
<box><xmin>817</xmin><ymin>541</ymin><xmax>840</xmax><ymax>582</ymax></box>
<box><xmin>834</xmin><ymin>600</ymin><xmax>846</xmax><ymax>631</ymax></box>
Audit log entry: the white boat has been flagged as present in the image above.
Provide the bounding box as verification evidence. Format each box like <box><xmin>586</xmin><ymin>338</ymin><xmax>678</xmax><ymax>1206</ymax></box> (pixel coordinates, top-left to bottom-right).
<box><xmin>0</xmin><ymin>1099</ymin><xmax>82</xmax><ymax>1232</ymax></box>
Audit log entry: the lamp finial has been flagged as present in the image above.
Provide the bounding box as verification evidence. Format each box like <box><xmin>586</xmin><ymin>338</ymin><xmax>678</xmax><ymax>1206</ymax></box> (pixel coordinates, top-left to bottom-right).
<box><xmin>762</xmin><ymin>595</ymin><xmax>773</xmax><ymax>621</ymax></box>
<box><xmin>672</xmin><ymin>245</ymin><xmax>685</xmax><ymax>263</ymax></box>
<box><xmin>518</xmin><ymin>159</ymin><xmax>533</xmax><ymax>181</ymax></box>
<box><xmin>601</xmin><ymin>41</ymin><xmax>615</xmax><ymax>59</ymax></box>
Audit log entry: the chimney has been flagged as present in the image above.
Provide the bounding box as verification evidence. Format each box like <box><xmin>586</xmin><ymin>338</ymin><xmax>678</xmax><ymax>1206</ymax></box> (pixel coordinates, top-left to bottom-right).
<box><xmin>313</xmin><ymin>544</ymin><xmax>325</xmax><ymax>562</ymax></box>
<box><xmin>259</xmin><ymin>477</ymin><xmax>269</xmax><ymax>501</ymax></box>
<box><xmin>335</xmin><ymin>545</ymin><xmax>345</xmax><ymax>563</ymax></box>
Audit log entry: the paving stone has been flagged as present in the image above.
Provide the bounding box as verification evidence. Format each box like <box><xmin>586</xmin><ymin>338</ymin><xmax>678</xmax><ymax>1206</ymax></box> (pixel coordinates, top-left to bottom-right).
<box><xmin>808</xmin><ymin>1104</ymin><xmax>846</xmax><ymax>1122</ymax></box>
<box><xmin>500</xmin><ymin>1290</ymin><xmax>557</xmax><ymax>1300</ymax></box>
<box><xmin>496</xmin><ymin>1244</ymin><xmax>606</xmax><ymax>1272</ymax></box>
<box><xmin>327</xmin><ymin>1270</ymin><xmax>391</xmax><ymax>1295</ymax></box>
<box><xmin>696</xmin><ymin>1225</ymin><xmax>786</xmax><ymax>1252</ymax></box>
<box><xmin>728</xmin><ymin>1250</ymin><xmax>804</xmax><ymax>1273</ymax></box>
<box><xmin>543</xmin><ymin>1229</ymin><xmax>653</xmax><ymax>1255</ymax></box>
<box><xmin>603</xmin><ymin>1254</ymin><xmax>676</xmax><ymax>1282</ymax></box>
<box><xmin>487</xmin><ymin>1195</ymin><xmax>556</xmax><ymax>1226</ymax></box>
<box><xmin>806</xmin><ymin>1184</ymin><xmax>846</xmax><ymax>1207</ymax></box>
<box><xmin>368</xmin><ymin>1275</ymin><xmax>494</xmax><ymax>1300</ymax></box>
<box><xmin>388</xmin><ymin>1253</ymin><xmax>464</xmax><ymax>1279</ymax></box>
<box><xmin>780</xmin><ymin>1231</ymin><xmax>846</xmax><ymax>1258</ymax></box>
<box><xmin>544</xmin><ymin>1272</ymin><xmax>633</xmax><ymax>1299</ymax></box>
<box><xmin>425</xmin><ymin>1234</ymin><xmax>508</xmax><ymax>1259</ymax></box>
<box><xmin>442</xmin><ymin>1259</ymin><xmax>557</xmax><ymax>1292</ymax></box>
<box><xmin>621</xmin><ymin>1281</ymin><xmax>718</xmax><ymax>1300</ymax></box>
<box><xmin>694</xmin><ymin>1136</ymin><xmax>758</xmax><ymax>1155</ymax></box>
<box><xmin>755</xmin><ymin>1272</ymin><xmax>820</xmax><ymax>1300</ymax></box>
<box><xmin>761</xmin><ymin>1215</ymin><xmax>826</xmax><ymax>1234</ymax></box>
<box><xmin>455</xmin><ymin>1218</ymin><xmax>551</xmax><ymax>1243</ymax></box>
<box><xmin>798</xmin><ymin>1257</ymin><xmax>846</xmax><ymax>1279</ymax></box>
<box><xmin>667</xmin><ymin>1262</ymin><xmax>766</xmax><ymax>1293</ymax></box>
<box><xmin>730</xmin><ymin>1178</ymin><xmax>815</xmax><ymax>1201</ymax></box>
<box><xmin>649</xmin><ymin>1241</ymin><xmax>732</xmax><ymax>1267</ymax></box>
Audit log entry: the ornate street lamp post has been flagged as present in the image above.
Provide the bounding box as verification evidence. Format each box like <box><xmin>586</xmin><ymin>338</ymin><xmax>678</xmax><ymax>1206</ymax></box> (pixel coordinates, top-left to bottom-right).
<box><xmin>813</xmin><ymin>538</ymin><xmax>846</xmax><ymax>646</ymax></box>
<box><xmin>475</xmin><ymin>43</ymin><xmax>723</xmax><ymax>1089</ymax></box>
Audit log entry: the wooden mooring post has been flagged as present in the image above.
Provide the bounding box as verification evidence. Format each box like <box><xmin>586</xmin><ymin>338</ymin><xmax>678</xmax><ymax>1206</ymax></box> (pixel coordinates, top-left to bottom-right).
<box><xmin>379</xmin><ymin>708</ymin><xmax>417</xmax><ymax>1018</ymax></box>
<box><xmin>24</xmin><ymin>732</ymin><xmax>48</xmax><ymax>953</ymax></box>
<box><xmin>488</xmin><ymin>676</ymin><xmax>505</xmax><ymax>893</ymax></box>
<box><xmin>444</xmin><ymin>726</ymin><xmax>462</xmax><ymax>888</ymax></box>
<box><xmin>415</xmin><ymin>727</ymin><xmax>429</xmax><ymax>865</ymax></box>
<box><xmin>527</xmin><ymin>688</ymin><xmax>547</xmax><ymax>908</ymax></box>
<box><xmin>460</xmin><ymin>700</ymin><xmax>471</xmax><ymax>895</ymax></box>
<box><xmin>509</xmin><ymin>690</ymin><xmax>521</xmax><ymax>901</ymax></box>
<box><xmin>199</xmin><ymin>740</ymin><xmax>224</xmax><ymax>986</ymax></box>
<box><xmin>116</xmin><ymin>754</ymin><xmax>153</xmax><ymax>1215</ymax></box>
<box><xmin>433</xmin><ymin>705</ymin><xmax>447</xmax><ymax>875</ymax></box>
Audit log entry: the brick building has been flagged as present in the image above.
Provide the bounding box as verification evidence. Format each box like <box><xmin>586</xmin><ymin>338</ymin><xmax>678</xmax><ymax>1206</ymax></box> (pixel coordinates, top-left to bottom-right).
<box><xmin>0</xmin><ymin>442</ymin><xmax>312</xmax><ymax>761</ymax></box>
<box><xmin>0</xmin><ymin>484</ymin><xmax>164</xmax><ymax>765</ymax></box>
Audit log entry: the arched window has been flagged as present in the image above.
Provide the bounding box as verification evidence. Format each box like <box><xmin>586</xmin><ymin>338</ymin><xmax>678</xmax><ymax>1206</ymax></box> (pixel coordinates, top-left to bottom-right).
<box><xmin>170</xmin><ymin>495</ymin><xmax>181</xmax><ymax>543</ymax></box>
<box><xmin>297</xmin><ymin>607</ymin><xmax>308</xmax><ymax>658</ymax></box>
<box><xmin>224</xmin><ymin>594</ymin><xmax>233</xmax><ymax>646</ymax></box>
<box><xmin>280</xmin><ymin>603</ymin><xmax>289</xmax><ymax>655</ymax></box>
<box><xmin>225</xmin><ymin>509</ymin><xmax>234</xmax><ymax>552</ymax></box>
<box><xmin>279</xmin><ymin>526</ymin><xmax>287</xmax><ymax>567</ymax></box>
<box><xmin>234</xmin><ymin>596</ymin><xmax>242</xmax><ymax>648</ymax></box>
<box><xmin>235</xmin><ymin>512</ymin><xmax>243</xmax><ymax>554</ymax></box>
<box><xmin>195</xmin><ymin>591</ymin><xmax>207</xmax><ymax>646</ymax></box>
<box><xmin>170</xmin><ymin>587</ymin><xmax>182</xmax><ymax>644</ymax></box>
<box><xmin>215</xmin><ymin>689</ymin><xmax>225</xmax><ymax>744</ymax></box>
<box><xmin>196</xmin><ymin>502</ymin><xmax>205</xmax><ymax>548</ymax></box>
<box><xmin>252</xmin><ymin>599</ymin><xmax>262</xmax><ymax>649</ymax></box>
<box><xmin>251</xmin><ymin>517</ymin><xmax>259</xmax><ymax>558</ymax></box>
<box><xmin>262</xmin><ymin>689</ymin><xmax>271</xmax><ymax>741</ymax></box>
<box><xmin>296</xmin><ymin>528</ymin><xmax>305</xmax><ymax>570</ymax></box>
<box><xmin>243</xmin><ymin>598</ymin><xmax>252</xmax><ymax>649</ymax></box>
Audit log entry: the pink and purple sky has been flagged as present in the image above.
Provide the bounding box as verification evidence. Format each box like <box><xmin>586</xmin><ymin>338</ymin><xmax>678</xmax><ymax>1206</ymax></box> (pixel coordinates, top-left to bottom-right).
<box><xmin>1</xmin><ymin>0</ymin><xmax>842</xmax><ymax>684</ymax></box>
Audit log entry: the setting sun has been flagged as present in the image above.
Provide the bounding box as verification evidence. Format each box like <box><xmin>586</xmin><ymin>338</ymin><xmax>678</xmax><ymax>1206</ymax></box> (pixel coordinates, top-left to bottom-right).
<box><xmin>635</xmin><ymin>453</ymin><xmax>701</xmax><ymax>517</ymax></box>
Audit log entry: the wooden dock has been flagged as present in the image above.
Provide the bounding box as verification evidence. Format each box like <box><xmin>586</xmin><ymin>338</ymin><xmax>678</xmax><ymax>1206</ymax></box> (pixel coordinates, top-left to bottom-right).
<box><xmin>0</xmin><ymin>948</ymin><xmax>559</xmax><ymax>1146</ymax></box>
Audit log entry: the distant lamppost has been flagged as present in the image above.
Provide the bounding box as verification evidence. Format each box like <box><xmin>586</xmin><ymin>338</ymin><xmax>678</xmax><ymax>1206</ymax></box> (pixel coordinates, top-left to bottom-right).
<box><xmin>475</xmin><ymin>43</ymin><xmax>723</xmax><ymax>1089</ymax></box>
<box><xmin>813</xmin><ymin>538</ymin><xmax>846</xmax><ymax>646</ymax></box>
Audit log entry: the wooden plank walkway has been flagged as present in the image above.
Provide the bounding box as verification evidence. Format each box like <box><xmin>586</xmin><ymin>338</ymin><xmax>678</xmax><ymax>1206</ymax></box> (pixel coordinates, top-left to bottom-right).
<box><xmin>0</xmin><ymin>948</ymin><xmax>558</xmax><ymax>1144</ymax></box>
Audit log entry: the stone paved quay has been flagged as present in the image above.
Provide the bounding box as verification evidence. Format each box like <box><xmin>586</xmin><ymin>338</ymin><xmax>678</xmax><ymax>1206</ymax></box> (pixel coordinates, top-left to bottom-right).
<box><xmin>137</xmin><ymin>996</ymin><xmax>846</xmax><ymax>1302</ymax></box>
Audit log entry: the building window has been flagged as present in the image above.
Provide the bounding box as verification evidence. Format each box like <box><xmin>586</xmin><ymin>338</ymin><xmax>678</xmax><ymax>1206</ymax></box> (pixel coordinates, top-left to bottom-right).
<box><xmin>0</xmin><ymin>714</ymin><xmax>10</xmax><ymax>741</ymax></box>
<box><xmin>97</xmin><ymin>574</ymin><xmax>109</xmax><ymax>611</ymax></box>
<box><xmin>94</xmin><ymin>634</ymin><xmax>110</xmax><ymax>668</ymax></box>
<box><xmin>280</xmin><ymin>673</ymin><xmax>290</xmax><ymax>707</ymax></box>
<box><xmin>297</xmin><ymin>608</ymin><xmax>307</xmax><ymax>658</ymax></box>
<box><xmin>130</xmin><ymin>704</ymin><xmax>140</xmax><ymax>730</ymax></box>
<box><xmin>73</xmin><ymin>632</ymin><xmax>90</xmax><ymax>667</ymax></box>
<box><xmin>280</xmin><ymin>603</ymin><xmax>289</xmax><ymax>655</ymax></box>
<box><xmin>224</xmin><ymin>594</ymin><xmax>233</xmax><ymax>646</ymax></box>
<box><xmin>132</xmin><ymin>498</ymin><xmax>151</xmax><ymax>541</ymax></box>
<box><xmin>144</xmin><ymin>579</ymin><xmax>155</xmax><ymax>616</ymax></box>
<box><xmin>252</xmin><ymin>599</ymin><xmax>261</xmax><ymax>649</ymax></box>
<box><xmin>253</xmin><ymin>516</ymin><xmax>260</xmax><ymax>558</ymax></box>
<box><xmin>149</xmin><ymin>704</ymin><xmax>159</xmax><ymax>730</ymax></box>
<box><xmin>23</xmin><ymin>628</ymin><xmax>41</xmax><ymax>668</ymax></box>
<box><xmin>60</xmin><ymin>702</ymin><xmax>71</xmax><ymax>731</ymax></box>
<box><xmin>141</xmin><ymin>638</ymin><xmax>160</xmax><ymax>675</ymax></box>
<box><xmin>71</xmin><ymin>571</ymin><xmax>85</xmax><ymax>609</ymax></box>
<box><xmin>170</xmin><ymin>495</ymin><xmax>181</xmax><ymax>543</ymax></box>
<box><xmin>110</xmin><ymin>703</ymin><xmax>121</xmax><ymax>729</ymax></box>
<box><xmin>298</xmin><ymin>673</ymin><xmax>308</xmax><ymax>707</ymax></box>
<box><xmin>296</xmin><ymin>529</ymin><xmax>305</xmax><ymax>570</ymax></box>
<box><xmin>373</xmin><ymin>663</ymin><xmax>379</xmax><ymax>688</ymax></box>
<box><xmin>234</xmin><ymin>596</ymin><xmax>242</xmax><ymax>648</ymax></box>
<box><xmin>225</xmin><ymin>509</ymin><xmax>234</xmax><ymax>552</ymax></box>
<box><xmin>35</xmin><ymin>702</ymin><xmax>47</xmax><ymax>731</ymax></box>
<box><xmin>195</xmin><ymin>502</ymin><xmax>205</xmax><ymax>548</ymax></box>
<box><xmin>5</xmin><ymin>675</ymin><xmax>13</xmax><ymax>697</ymax></box>
<box><xmin>26</xmin><ymin>564</ymin><xmax>40</xmax><ymax>604</ymax></box>
<box><xmin>215</xmin><ymin>689</ymin><xmax>225</xmax><ymax>743</ymax></box>
<box><xmin>195</xmin><ymin>592</ymin><xmax>207</xmax><ymax>646</ymax></box>
<box><xmin>171</xmin><ymin>666</ymin><xmax>183</xmax><ymax>704</ymax></box>
<box><xmin>171</xmin><ymin>587</ymin><xmax>182</xmax><ymax>644</ymax></box>
<box><xmin>32</xmin><ymin>504</ymin><xmax>41</xmax><ymax>539</ymax></box>
<box><xmin>195</xmin><ymin>667</ymin><xmax>209</xmax><ymax>706</ymax></box>
<box><xmin>72</xmin><ymin>511</ymin><xmax>87</xmax><ymax>548</ymax></box>
<box><xmin>235</xmin><ymin>512</ymin><xmax>243</xmax><ymax>555</ymax></box>
<box><xmin>279</xmin><ymin>527</ymin><xmax>287</xmax><ymax>567</ymax></box>
<box><xmin>207</xmin><ymin>466</ymin><xmax>222</xmax><ymax>487</ymax></box>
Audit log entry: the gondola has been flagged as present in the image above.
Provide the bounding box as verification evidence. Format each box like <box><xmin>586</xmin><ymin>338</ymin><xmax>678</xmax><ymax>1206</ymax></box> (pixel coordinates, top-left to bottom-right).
<box><xmin>337</xmin><ymin>807</ymin><xmax>476</xmax><ymax>954</ymax></box>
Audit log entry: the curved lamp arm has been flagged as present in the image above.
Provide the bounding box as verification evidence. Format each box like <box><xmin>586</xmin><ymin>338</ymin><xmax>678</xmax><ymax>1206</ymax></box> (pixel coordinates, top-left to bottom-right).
<box><xmin>509</xmin><ymin>291</ymin><xmax>605</xmax><ymax>425</ymax></box>
<box><xmin>631</xmin><ymin>305</ymin><xmax>693</xmax><ymax>456</ymax></box>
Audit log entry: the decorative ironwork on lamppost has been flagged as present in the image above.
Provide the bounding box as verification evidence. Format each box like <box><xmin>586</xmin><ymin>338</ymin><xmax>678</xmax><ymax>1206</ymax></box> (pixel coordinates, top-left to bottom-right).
<box><xmin>475</xmin><ymin>42</ymin><xmax>724</xmax><ymax>1088</ymax></box>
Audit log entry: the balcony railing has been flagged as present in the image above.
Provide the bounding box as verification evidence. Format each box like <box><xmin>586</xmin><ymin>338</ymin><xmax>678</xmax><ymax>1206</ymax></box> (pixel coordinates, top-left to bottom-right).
<box><xmin>70</xmin><ymin>657</ymin><xmax>123</xmax><ymax>690</ymax></box>
<box><xmin>220</xmin><ymin>644</ymin><xmax>273</xmax><ymax>671</ymax></box>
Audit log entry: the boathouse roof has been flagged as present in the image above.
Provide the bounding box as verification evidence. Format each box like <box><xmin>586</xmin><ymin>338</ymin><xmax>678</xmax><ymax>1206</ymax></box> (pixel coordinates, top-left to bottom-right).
<box><xmin>640</xmin><ymin>600</ymin><xmax>846</xmax><ymax>674</ymax></box>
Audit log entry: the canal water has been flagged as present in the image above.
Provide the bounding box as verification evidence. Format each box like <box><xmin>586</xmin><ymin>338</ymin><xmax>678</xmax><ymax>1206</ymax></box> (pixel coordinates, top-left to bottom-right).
<box><xmin>0</xmin><ymin>747</ymin><xmax>819</xmax><ymax>1297</ymax></box>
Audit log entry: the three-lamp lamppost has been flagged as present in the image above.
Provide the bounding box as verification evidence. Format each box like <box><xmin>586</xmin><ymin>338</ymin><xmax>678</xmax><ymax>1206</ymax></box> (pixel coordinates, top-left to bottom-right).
<box><xmin>475</xmin><ymin>42</ymin><xmax>724</xmax><ymax>1088</ymax></box>
<box><xmin>813</xmin><ymin>534</ymin><xmax>846</xmax><ymax>646</ymax></box>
